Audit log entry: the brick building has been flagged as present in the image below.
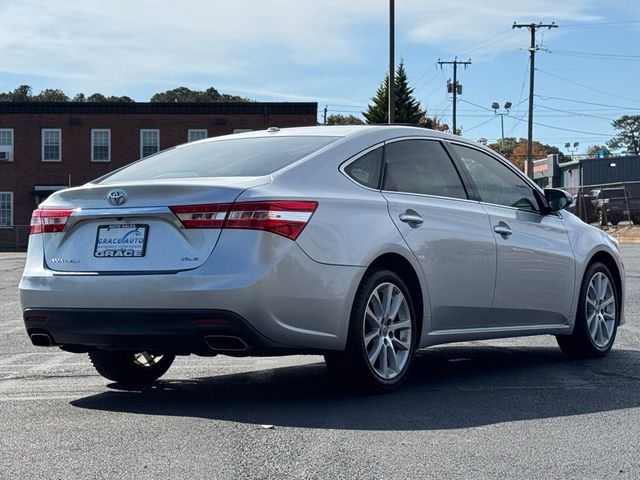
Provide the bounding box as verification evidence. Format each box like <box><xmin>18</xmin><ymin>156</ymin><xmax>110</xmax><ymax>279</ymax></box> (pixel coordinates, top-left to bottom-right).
<box><xmin>0</xmin><ymin>101</ymin><xmax>317</xmax><ymax>232</ymax></box>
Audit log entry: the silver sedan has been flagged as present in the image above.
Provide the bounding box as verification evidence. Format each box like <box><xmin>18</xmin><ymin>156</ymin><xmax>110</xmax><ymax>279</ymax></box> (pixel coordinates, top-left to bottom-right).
<box><xmin>20</xmin><ymin>126</ymin><xmax>625</xmax><ymax>391</ymax></box>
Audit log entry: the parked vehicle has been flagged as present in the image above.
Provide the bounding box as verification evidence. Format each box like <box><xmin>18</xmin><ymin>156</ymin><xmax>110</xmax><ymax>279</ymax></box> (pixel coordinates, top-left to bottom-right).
<box><xmin>20</xmin><ymin>126</ymin><xmax>625</xmax><ymax>391</ymax></box>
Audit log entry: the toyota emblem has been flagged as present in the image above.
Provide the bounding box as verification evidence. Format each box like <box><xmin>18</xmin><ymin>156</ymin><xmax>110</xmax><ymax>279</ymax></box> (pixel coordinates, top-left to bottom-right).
<box><xmin>107</xmin><ymin>189</ymin><xmax>127</xmax><ymax>206</ymax></box>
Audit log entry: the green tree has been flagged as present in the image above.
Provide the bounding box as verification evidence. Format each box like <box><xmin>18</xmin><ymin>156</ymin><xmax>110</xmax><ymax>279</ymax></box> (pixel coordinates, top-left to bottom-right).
<box><xmin>87</xmin><ymin>93</ymin><xmax>107</xmax><ymax>102</ymax></box>
<box><xmin>607</xmin><ymin>115</ymin><xmax>640</xmax><ymax>155</ymax></box>
<box><xmin>72</xmin><ymin>93</ymin><xmax>86</xmax><ymax>102</ymax></box>
<box><xmin>33</xmin><ymin>88</ymin><xmax>69</xmax><ymax>102</ymax></box>
<box><xmin>0</xmin><ymin>85</ymin><xmax>32</xmax><ymax>101</ymax></box>
<box><xmin>364</xmin><ymin>61</ymin><xmax>439</xmax><ymax>127</ymax></box>
<box><xmin>487</xmin><ymin>137</ymin><xmax>564</xmax><ymax>170</ymax></box>
<box><xmin>363</xmin><ymin>75</ymin><xmax>389</xmax><ymax>123</ymax></box>
<box><xmin>150</xmin><ymin>86</ymin><xmax>251</xmax><ymax>103</ymax></box>
<box><xmin>326</xmin><ymin>114</ymin><xmax>364</xmax><ymax>125</ymax></box>
<box><xmin>106</xmin><ymin>95</ymin><xmax>135</xmax><ymax>103</ymax></box>
<box><xmin>586</xmin><ymin>144</ymin><xmax>611</xmax><ymax>158</ymax></box>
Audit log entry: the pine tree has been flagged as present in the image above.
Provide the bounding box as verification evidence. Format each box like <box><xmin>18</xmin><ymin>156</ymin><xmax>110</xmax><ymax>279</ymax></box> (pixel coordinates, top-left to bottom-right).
<box><xmin>394</xmin><ymin>62</ymin><xmax>424</xmax><ymax>124</ymax></box>
<box><xmin>363</xmin><ymin>61</ymin><xmax>426</xmax><ymax>125</ymax></box>
<box><xmin>363</xmin><ymin>75</ymin><xmax>389</xmax><ymax>124</ymax></box>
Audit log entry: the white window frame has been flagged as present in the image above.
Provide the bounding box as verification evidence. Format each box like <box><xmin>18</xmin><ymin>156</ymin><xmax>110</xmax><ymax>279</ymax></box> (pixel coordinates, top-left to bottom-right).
<box><xmin>140</xmin><ymin>129</ymin><xmax>160</xmax><ymax>158</ymax></box>
<box><xmin>188</xmin><ymin>129</ymin><xmax>208</xmax><ymax>142</ymax></box>
<box><xmin>0</xmin><ymin>128</ymin><xmax>14</xmax><ymax>162</ymax></box>
<box><xmin>91</xmin><ymin>129</ymin><xmax>111</xmax><ymax>162</ymax></box>
<box><xmin>42</xmin><ymin>128</ymin><xmax>62</xmax><ymax>162</ymax></box>
<box><xmin>0</xmin><ymin>191</ymin><xmax>13</xmax><ymax>227</ymax></box>
<box><xmin>233</xmin><ymin>129</ymin><xmax>253</xmax><ymax>134</ymax></box>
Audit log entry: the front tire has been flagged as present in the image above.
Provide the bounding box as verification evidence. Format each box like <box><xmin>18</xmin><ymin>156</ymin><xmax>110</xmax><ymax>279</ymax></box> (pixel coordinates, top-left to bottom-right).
<box><xmin>557</xmin><ymin>262</ymin><xmax>619</xmax><ymax>358</ymax></box>
<box><xmin>325</xmin><ymin>269</ymin><xmax>417</xmax><ymax>392</ymax></box>
<box><xmin>88</xmin><ymin>351</ymin><xmax>175</xmax><ymax>384</ymax></box>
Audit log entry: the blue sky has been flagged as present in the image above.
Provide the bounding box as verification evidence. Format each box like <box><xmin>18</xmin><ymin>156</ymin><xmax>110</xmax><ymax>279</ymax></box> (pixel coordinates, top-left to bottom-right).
<box><xmin>0</xmin><ymin>0</ymin><xmax>639</xmax><ymax>154</ymax></box>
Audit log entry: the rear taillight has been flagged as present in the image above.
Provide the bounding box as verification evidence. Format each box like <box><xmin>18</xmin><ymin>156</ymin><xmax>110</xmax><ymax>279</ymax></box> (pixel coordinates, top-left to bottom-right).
<box><xmin>226</xmin><ymin>201</ymin><xmax>318</xmax><ymax>240</ymax></box>
<box><xmin>30</xmin><ymin>208</ymin><xmax>73</xmax><ymax>235</ymax></box>
<box><xmin>170</xmin><ymin>204</ymin><xmax>231</xmax><ymax>228</ymax></box>
<box><xmin>170</xmin><ymin>200</ymin><xmax>318</xmax><ymax>240</ymax></box>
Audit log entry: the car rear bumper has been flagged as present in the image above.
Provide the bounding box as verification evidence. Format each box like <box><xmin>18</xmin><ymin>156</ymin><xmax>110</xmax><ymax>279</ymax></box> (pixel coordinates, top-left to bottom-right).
<box><xmin>23</xmin><ymin>308</ymin><xmax>300</xmax><ymax>355</ymax></box>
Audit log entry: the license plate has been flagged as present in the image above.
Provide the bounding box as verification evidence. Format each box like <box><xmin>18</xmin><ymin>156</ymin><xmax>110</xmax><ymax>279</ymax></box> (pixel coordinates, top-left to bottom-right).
<box><xmin>94</xmin><ymin>224</ymin><xmax>149</xmax><ymax>258</ymax></box>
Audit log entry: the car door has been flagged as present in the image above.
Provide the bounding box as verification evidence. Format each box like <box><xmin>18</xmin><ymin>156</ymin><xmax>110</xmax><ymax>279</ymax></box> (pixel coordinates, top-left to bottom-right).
<box><xmin>382</xmin><ymin>138</ymin><xmax>497</xmax><ymax>331</ymax></box>
<box><xmin>450</xmin><ymin>143</ymin><xmax>576</xmax><ymax>327</ymax></box>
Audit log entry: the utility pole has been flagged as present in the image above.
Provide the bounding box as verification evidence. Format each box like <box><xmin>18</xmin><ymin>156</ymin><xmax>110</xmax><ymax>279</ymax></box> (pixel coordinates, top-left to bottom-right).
<box><xmin>323</xmin><ymin>105</ymin><xmax>328</xmax><ymax>125</ymax></box>
<box><xmin>388</xmin><ymin>0</ymin><xmax>395</xmax><ymax>124</ymax></box>
<box><xmin>437</xmin><ymin>57</ymin><xmax>471</xmax><ymax>134</ymax></box>
<box><xmin>512</xmin><ymin>21</ymin><xmax>558</xmax><ymax>178</ymax></box>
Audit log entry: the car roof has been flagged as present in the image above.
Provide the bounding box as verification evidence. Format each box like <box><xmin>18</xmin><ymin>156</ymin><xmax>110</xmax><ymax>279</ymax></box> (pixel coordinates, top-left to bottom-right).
<box><xmin>197</xmin><ymin>125</ymin><xmax>479</xmax><ymax>145</ymax></box>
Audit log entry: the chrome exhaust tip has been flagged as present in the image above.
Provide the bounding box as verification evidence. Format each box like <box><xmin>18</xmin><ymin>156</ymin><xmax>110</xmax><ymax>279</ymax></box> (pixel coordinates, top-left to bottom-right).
<box><xmin>204</xmin><ymin>335</ymin><xmax>250</xmax><ymax>352</ymax></box>
<box><xmin>30</xmin><ymin>333</ymin><xmax>53</xmax><ymax>347</ymax></box>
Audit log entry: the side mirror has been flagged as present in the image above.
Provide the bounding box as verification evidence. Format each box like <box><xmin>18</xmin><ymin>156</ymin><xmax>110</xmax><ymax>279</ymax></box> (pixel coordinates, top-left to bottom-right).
<box><xmin>545</xmin><ymin>188</ymin><xmax>573</xmax><ymax>211</ymax></box>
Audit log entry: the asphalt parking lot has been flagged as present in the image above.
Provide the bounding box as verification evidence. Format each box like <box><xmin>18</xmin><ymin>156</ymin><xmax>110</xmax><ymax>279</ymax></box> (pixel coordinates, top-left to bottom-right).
<box><xmin>1</xmin><ymin>248</ymin><xmax>639</xmax><ymax>480</ymax></box>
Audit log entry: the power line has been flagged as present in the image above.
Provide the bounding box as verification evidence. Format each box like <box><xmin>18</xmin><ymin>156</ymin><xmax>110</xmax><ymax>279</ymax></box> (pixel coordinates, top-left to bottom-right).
<box><xmin>561</xmin><ymin>20</ymin><xmax>640</xmax><ymax>28</ymax></box>
<box><xmin>464</xmin><ymin>116</ymin><xmax>497</xmax><ymax>133</ymax></box>
<box><xmin>533</xmin><ymin>104</ymin><xmax>615</xmax><ymax>121</ymax></box>
<box><xmin>546</xmin><ymin>49</ymin><xmax>640</xmax><ymax>61</ymax></box>
<box><xmin>531</xmin><ymin>121</ymin><xmax>611</xmax><ymax>137</ymax></box>
<box><xmin>535</xmin><ymin>94</ymin><xmax>640</xmax><ymax>111</ymax></box>
<box><xmin>538</xmin><ymin>69</ymin><xmax>640</xmax><ymax>104</ymax></box>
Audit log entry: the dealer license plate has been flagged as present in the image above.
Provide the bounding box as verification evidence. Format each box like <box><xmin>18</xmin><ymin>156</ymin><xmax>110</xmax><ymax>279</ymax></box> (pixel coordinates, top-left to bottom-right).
<box><xmin>94</xmin><ymin>224</ymin><xmax>148</xmax><ymax>258</ymax></box>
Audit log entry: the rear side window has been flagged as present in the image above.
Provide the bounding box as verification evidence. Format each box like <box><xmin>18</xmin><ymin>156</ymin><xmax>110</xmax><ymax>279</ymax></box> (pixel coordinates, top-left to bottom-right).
<box><xmin>344</xmin><ymin>147</ymin><xmax>383</xmax><ymax>189</ymax></box>
<box><xmin>382</xmin><ymin>140</ymin><xmax>467</xmax><ymax>199</ymax></box>
<box><xmin>98</xmin><ymin>136</ymin><xmax>339</xmax><ymax>183</ymax></box>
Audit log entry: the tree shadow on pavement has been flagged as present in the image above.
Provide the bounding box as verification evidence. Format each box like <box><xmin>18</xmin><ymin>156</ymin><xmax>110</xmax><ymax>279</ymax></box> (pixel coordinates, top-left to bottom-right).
<box><xmin>70</xmin><ymin>345</ymin><xmax>640</xmax><ymax>431</ymax></box>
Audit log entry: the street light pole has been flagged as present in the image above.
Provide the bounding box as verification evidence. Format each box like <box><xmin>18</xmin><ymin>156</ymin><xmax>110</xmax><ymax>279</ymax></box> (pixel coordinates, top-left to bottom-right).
<box><xmin>492</xmin><ymin>101</ymin><xmax>512</xmax><ymax>156</ymax></box>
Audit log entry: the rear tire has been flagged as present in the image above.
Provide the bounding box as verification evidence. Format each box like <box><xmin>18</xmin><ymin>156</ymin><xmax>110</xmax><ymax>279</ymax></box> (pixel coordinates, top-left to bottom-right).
<box><xmin>557</xmin><ymin>262</ymin><xmax>619</xmax><ymax>358</ymax></box>
<box><xmin>89</xmin><ymin>351</ymin><xmax>175</xmax><ymax>384</ymax></box>
<box><xmin>325</xmin><ymin>269</ymin><xmax>417</xmax><ymax>392</ymax></box>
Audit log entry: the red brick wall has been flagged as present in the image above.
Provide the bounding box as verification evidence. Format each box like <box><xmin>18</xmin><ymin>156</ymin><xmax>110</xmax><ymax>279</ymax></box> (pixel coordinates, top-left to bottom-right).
<box><xmin>0</xmin><ymin>111</ymin><xmax>316</xmax><ymax>226</ymax></box>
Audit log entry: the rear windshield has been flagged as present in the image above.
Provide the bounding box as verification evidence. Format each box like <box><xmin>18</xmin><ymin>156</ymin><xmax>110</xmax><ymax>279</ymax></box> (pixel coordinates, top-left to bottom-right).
<box><xmin>98</xmin><ymin>136</ymin><xmax>339</xmax><ymax>183</ymax></box>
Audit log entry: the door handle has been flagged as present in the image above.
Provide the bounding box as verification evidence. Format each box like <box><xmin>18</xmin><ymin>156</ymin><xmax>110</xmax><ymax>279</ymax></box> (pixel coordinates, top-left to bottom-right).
<box><xmin>493</xmin><ymin>223</ymin><xmax>512</xmax><ymax>237</ymax></box>
<box><xmin>399</xmin><ymin>212</ymin><xmax>424</xmax><ymax>226</ymax></box>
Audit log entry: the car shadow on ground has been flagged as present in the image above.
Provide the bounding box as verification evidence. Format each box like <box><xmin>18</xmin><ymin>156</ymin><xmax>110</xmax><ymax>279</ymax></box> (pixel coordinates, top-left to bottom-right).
<box><xmin>70</xmin><ymin>345</ymin><xmax>640</xmax><ymax>431</ymax></box>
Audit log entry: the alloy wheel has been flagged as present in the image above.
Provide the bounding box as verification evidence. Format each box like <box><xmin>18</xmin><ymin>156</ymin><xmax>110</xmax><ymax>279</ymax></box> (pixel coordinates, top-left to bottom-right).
<box><xmin>363</xmin><ymin>282</ymin><xmax>412</xmax><ymax>380</ymax></box>
<box><xmin>585</xmin><ymin>272</ymin><xmax>616</xmax><ymax>349</ymax></box>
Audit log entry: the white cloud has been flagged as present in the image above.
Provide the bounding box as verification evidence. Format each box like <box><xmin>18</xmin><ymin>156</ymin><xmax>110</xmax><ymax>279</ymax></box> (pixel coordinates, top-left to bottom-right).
<box><xmin>0</xmin><ymin>0</ymin><xmax>609</xmax><ymax>98</ymax></box>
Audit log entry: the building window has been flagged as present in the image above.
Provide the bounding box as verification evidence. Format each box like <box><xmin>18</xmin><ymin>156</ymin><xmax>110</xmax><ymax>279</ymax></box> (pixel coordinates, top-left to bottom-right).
<box><xmin>0</xmin><ymin>192</ymin><xmax>13</xmax><ymax>227</ymax></box>
<box><xmin>233</xmin><ymin>129</ymin><xmax>253</xmax><ymax>134</ymax></box>
<box><xmin>140</xmin><ymin>129</ymin><xmax>160</xmax><ymax>158</ymax></box>
<box><xmin>0</xmin><ymin>129</ymin><xmax>14</xmax><ymax>161</ymax></box>
<box><xmin>91</xmin><ymin>129</ymin><xmax>111</xmax><ymax>162</ymax></box>
<box><xmin>188</xmin><ymin>129</ymin><xmax>207</xmax><ymax>142</ymax></box>
<box><xmin>42</xmin><ymin>129</ymin><xmax>62</xmax><ymax>162</ymax></box>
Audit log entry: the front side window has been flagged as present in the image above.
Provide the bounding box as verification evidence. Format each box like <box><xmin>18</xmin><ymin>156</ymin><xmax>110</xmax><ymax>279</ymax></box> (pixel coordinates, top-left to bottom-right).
<box><xmin>42</xmin><ymin>129</ymin><xmax>61</xmax><ymax>162</ymax></box>
<box><xmin>452</xmin><ymin>144</ymin><xmax>540</xmax><ymax>212</ymax></box>
<box><xmin>188</xmin><ymin>129</ymin><xmax>207</xmax><ymax>142</ymax></box>
<box><xmin>383</xmin><ymin>140</ymin><xmax>467</xmax><ymax>199</ymax></box>
<box><xmin>91</xmin><ymin>129</ymin><xmax>111</xmax><ymax>162</ymax></box>
<box><xmin>140</xmin><ymin>129</ymin><xmax>160</xmax><ymax>158</ymax></box>
<box><xmin>0</xmin><ymin>192</ymin><xmax>13</xmax><ymax>226</ymax></box>
<box><xmin>0</xmin><ymin>129</ymin><xmax>14</xmax><ymax>161</ymax></box>
<box><xmin>344</xmin><ymin>147</ymin><xmax>383</xmax><ymax>189</ymax></box>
